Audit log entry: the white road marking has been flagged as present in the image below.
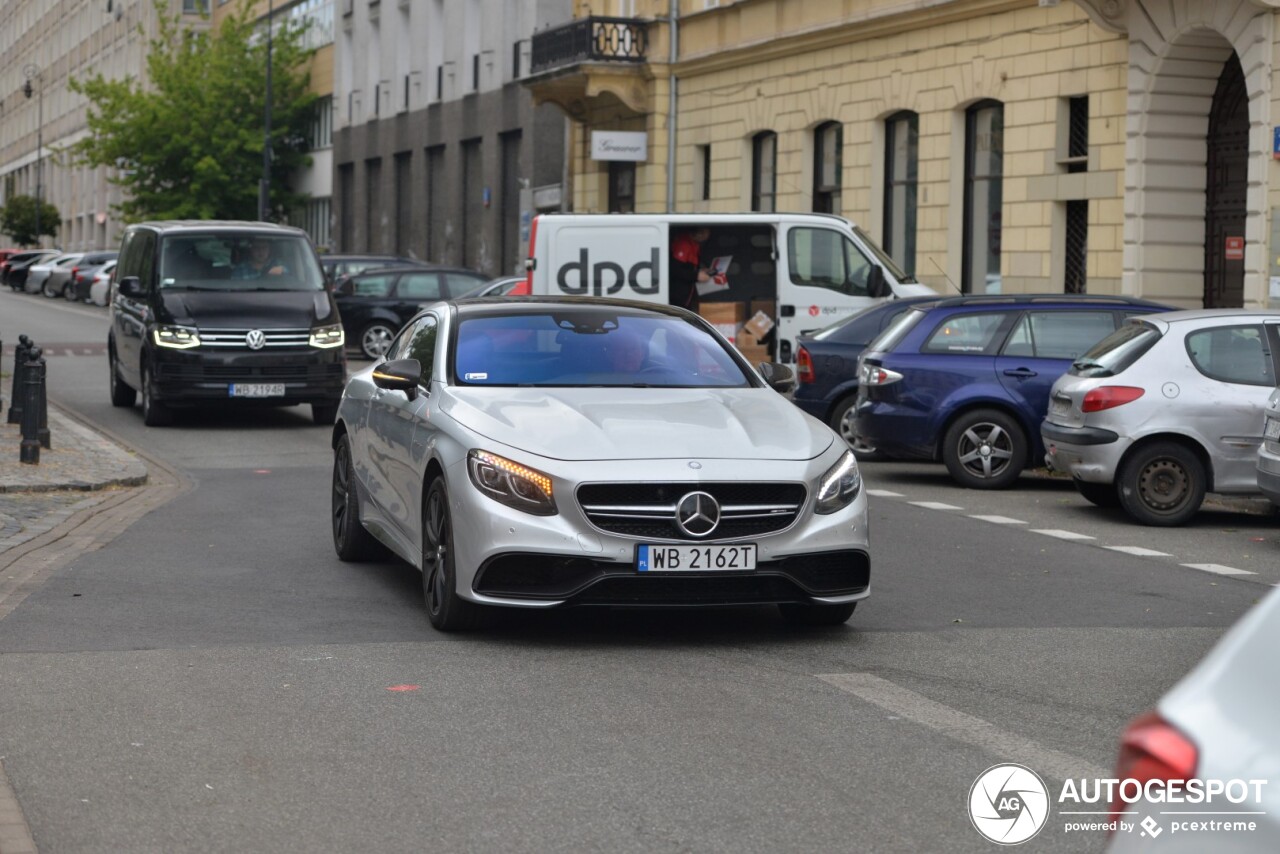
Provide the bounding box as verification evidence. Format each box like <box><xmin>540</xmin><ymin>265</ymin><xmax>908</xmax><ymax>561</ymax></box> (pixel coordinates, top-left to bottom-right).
<box><xmin>1106</xmin><ymin>546</ymin><xmax>1172</xmax><ymax>557</ymax></box>
<box><xmin>1181</xmin><ymin>563</ymin><xmax>1255</xmax><ymax>577</ymax></box>
<box><xmin>865</xmin><ymin>489</ymin><xmax>904</xmax><ymax>497</ymax></box>
<box><xmin>1031</xmin><ymin>529</ymin><xmax>1095</xmax><ymax>541</ymax></box>
<box><xmin>909</xmin><ymin>501</ymin><xmax>964</xmax><ymax>511</ymax></box>
<box><xmin>968</xmin><ymin>515</ymin><xmax>1026</xmax><ymax>525</ymax></box>
<box><xmin>817</xmin><ymin>673</ymin><xmax>1110</xmax><ymax>782</ymax></box>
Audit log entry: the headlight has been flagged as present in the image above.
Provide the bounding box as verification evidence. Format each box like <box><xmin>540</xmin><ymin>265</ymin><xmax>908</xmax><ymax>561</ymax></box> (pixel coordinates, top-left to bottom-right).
<box><xmin>310</xmin><ymin>323</ymin><xmax>345</xmax><ymax>348</ymax></box>
<box><xmin>815</xmin><ymin>449</ymin><xmax>861</xmax><ymax>514</ymax></box>
<box><xmin>467</xmin><ymin>450</ymin><xmax>557</xmax><ymax>516</ymax></box>
<box><xmin>153</xmin><ymin>325</ymin><xmax>201</xmax><ymax>349</ymax></box>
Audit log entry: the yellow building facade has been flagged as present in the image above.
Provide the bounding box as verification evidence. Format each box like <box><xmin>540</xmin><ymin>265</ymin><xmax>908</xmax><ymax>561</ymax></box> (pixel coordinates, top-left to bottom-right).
<box><xmin>527</xmin><ymin>0</ymin><xmax>1280</xmax><ymax>308</ymax></box>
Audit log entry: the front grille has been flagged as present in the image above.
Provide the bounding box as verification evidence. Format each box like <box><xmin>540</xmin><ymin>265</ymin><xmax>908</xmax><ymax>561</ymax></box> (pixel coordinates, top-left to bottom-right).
<box><xmin>157</xmin><ymin>362</ymin><xmax>345</xmax><ymax>382</ymax></box>
<box><xmin>199</xmin><ymin>328</ymin><xmax>312</xmax><ymax>349</ymax></box>
<box><xmin>577</xmin><ymin>482</ymin><xmax>807</xmax><ymax>541</ymax></box>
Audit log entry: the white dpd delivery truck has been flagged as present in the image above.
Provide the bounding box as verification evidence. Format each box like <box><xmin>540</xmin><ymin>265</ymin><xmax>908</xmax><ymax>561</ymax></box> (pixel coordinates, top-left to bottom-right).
<box><xmin>514</xmin><ymin>212</ymin><xmax>936</xmax><ymax>363</ymax></box>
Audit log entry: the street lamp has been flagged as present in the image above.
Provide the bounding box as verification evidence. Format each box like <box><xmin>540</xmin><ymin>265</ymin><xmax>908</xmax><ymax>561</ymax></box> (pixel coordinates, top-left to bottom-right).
<box><xmin>259</xmin><ymin>0</ymin><xmax>274</xmax><ymax>221</ymax></box>
<box><xmin>22</xmin><ymin>63</ymin><xmax>43</xmax><ymax>248</ymax></box>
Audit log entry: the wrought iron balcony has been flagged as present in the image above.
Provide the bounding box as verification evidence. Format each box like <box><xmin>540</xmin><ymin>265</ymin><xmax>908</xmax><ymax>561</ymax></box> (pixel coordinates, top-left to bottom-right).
<box><xmin>530</xmin><ymin>16</ymin><xmax>648</xmax><ymax>76</ymax></box>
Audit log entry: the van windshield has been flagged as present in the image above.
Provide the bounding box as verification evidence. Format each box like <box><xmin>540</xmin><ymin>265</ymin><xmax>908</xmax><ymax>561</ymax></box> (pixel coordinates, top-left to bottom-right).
<box><xmin>159</xmin><ymin>233</ymin><xmax>323</xmax><ymax>291</ymax></box>
<box><xmin>853</xmin><ymin>225</ymin><xmax>917</xmax><ymax>284</ymax></box>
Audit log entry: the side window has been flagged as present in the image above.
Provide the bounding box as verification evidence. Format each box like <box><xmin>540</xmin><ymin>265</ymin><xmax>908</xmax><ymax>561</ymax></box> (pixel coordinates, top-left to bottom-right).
<box><xmin>923</xmin><ymin>312</ymin><xmax>1009</xmax><ymax>354</ymax></box>
<box><xmin>353</xmin><ymin>274</ymin><xmax>394</xmax><ymax>297</ymax></box>
<box><xmin>1186</xmin><ymin>325</ymin><xmax>1275</xmax><ymax>386</ymax></box>
<box><xmin>1002</xmin><ymin>315</ymin><xmax>1034</xmax><ymax>357</ymax></box>
<box><xmin>385</xmin><ymin>318</ymin><xmax>424</xmax><ymax>361</ymax></box>
<box><xmin>404</xmin><ymin>316</ymin><xmax>439</xmax><ymax>385</ymax></box>
<box><xmin>787</xmin><ymin>228</ymin><xmax>873</xmax><ymax>296</ymax></box>
<box><xmin>396</xmin><ymin>272</ymin><xmax>444</xmax><ymax>300</ymax></box>
<box><xmin>116</xmin><ymin>232</ymin><xmax>138</xmax><ymax>279</ymax></box>
<box><xmin>136</xmin><ymin>232</ymin><xmax>157</xmax><ymax>293</ymax></box>
<box><xmin>1027</xmin><ymin>311</ymin><xmax>1116</xmax><ymax>359</ymax></box>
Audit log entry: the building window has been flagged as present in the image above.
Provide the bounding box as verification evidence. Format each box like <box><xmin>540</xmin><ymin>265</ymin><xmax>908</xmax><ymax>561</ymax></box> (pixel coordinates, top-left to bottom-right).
<box><xmin>751</xmin><ymin>131</ymin><xmax>776</xmax><ymax>213</ymax></box>
<box><xmin>812</xmin><ymin>121</ymin><xmax>842</xmax><ymax>214</ymax></box>
<box><xmin>435</xmin><ymin>65</ymin><xmax>443</xmax><ymax>101</ymax></box>
<box><xmin>395</xmin><ymin>152</ymin><xmax>412</xmax><ymax>256</ymax></box>
<box><xmin>884</xmin><ymin>111</ymin><xmax>918</xmax><ymax>276</ymax></box>
<box><xmin>309</xmin><ymin>98</ymin><xmax>333</xmax><ymax>150</ymax></box>
<box><xmin>300</xmin><ymin>197</ymin><xmax>332</xmax><ymax>251</ymax></box>
<box><xmin>697</xmin><ymin>144</ymin><xmax>711</xmax><ymax>201</ymax></box>
<box><xmin>608</xmin><ymin>161</ymin><xmax>636</xmax><ymax>213</ymax></box>
<box><xmin>472</xmin><ymin>54</ymin><xmax>480</xmax><ymax>92</ymax></box>
<box><xmin>338</xmin><ymin>163</ymin><xmax>354</xmax><ymax>251</ymax></box>
<box><xmin>182</xmin><ymin>0</ymin><xmax>209</xmax><ymax>12</ymax></box>
<box><xmin>963</xmin><ymin>100</ymin><xmax>1003</xmax><ymax>294</ymax></box>
<box><xmin>512</xmin><ymin>41</ymin><xmax>522</xmax><ymax>79</ymax></box>
<box><xmin>425</xmin><ymin>145</ymin><xmax>446</xmax><ymax>262</ymax></box>
<box><xmin>1064</xmin><ymin>95</ymin><xmax>1088</xmax><ymax>174</ymax></box>
<box><xmin>1065</xmin><ymin>200</ymin><xmax>1088</xmax><ymax>293</ymax></box>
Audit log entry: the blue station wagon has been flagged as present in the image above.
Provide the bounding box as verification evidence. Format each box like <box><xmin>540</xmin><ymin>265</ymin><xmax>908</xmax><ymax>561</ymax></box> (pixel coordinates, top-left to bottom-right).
<box><xmin>852</xmin><ymin>294</ymin><xmax>1174</xmax><ymax>488</ymax></box>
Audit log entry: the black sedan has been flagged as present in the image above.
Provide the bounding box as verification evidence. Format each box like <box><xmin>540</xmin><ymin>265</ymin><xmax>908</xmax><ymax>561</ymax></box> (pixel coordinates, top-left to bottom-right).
<box><xmin>335</xmin><ymin>266</ymin><xmax>488</xmax><ymax>359</ymax></box>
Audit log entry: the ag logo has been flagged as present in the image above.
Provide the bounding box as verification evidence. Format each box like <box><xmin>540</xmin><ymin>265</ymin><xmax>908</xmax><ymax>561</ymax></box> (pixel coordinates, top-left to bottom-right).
<box><xmin>968</xmin><ymin>764</ymin><xmax>1049</xmax><ymax>845</ymax></box>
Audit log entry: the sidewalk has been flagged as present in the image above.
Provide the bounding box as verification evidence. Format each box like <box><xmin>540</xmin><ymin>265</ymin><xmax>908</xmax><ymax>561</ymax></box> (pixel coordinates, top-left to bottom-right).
<box><xmin>0</xmin><ymin>402</ymin><xmax>148</xmax><ymax>556</ymax></box>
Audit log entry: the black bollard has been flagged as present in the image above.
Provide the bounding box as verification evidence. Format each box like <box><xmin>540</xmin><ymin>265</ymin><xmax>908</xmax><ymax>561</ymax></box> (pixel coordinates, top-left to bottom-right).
<box><xmin>7</xmin><ymin>335</ymin><xmax>31</xmax><ymax>425</ymax></box>
<box><xmin>19</xmin><ymin>347</ymin><xmax>42</xmax><ymax>465</ymax></box>
<box><xmin>35</xmin><ymin>347</ymin><xmax>49</xmax><ymax>450</ymax></box>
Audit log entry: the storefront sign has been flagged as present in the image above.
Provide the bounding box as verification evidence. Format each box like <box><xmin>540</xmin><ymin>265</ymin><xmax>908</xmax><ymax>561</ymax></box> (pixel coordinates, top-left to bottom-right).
<box><xmin>591</xmin><ymin>131</ymin><xmax>647</xmax><ymax>162</ymax></box>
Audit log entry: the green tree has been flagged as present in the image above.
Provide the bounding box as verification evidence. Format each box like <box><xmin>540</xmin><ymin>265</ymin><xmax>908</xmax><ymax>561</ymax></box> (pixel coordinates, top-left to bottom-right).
<box><xmin>68</xmin><ymin>3</ymin><xmax>318</xmax><ymax>222</ymax></box>
<box><xmin>0</xmin><ymin>195</ymin><xmax>60</xmax><ymax>246</ymax></box>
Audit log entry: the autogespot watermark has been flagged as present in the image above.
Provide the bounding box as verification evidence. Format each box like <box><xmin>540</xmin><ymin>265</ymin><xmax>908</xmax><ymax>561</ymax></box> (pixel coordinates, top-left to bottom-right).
<box><xmin>967</xmin><ymin>765</ymin><xmax>1269</xmax><ymax>845</ymax></box>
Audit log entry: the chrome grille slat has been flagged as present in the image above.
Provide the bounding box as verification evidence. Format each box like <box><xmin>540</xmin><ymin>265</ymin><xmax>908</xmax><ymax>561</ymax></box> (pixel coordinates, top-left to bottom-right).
<box><xmin>198</xmin><ymin>328</ymin><xmax>312</xmax><ymax>349</ymax></box>
<box><xmin>576</xmin><ymin>482</ymin><xmax>807</xmax><ymax>541</ymax></box>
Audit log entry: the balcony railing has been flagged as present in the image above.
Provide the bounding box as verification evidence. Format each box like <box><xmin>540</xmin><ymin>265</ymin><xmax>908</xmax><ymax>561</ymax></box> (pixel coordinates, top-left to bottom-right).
<box><xmin>530</xmin><ymin>17</ymin><xmax>648</xmax><ymax>76</ymax></box>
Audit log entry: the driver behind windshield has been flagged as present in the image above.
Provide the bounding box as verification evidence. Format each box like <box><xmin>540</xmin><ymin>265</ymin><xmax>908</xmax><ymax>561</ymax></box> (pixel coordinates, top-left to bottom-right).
<box><xmin>233</xmin><ymin>238</ymin><xmax>289</xmax><ymax>279</ymax></box>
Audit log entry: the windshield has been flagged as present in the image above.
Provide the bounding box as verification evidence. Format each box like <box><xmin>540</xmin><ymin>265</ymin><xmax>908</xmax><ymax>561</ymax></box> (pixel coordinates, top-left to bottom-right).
<box><xmin>853</xmin><ymin>225</ymin><xmax>917</xmax><ymax>284</ymax></box>
<box><xmin>159</xmin><ymin>233</ymin><xmax>324</xmax><ymax>291</ymax></box>
<box><xmin>1069</xmin><ymin>321</ymin><xmax>1162</xmax><ymax>377</ymax></box>
<box><xmin>454</xmin><ymin>311</ymin><xmax>753</xmax><ymax>388</ymax></box>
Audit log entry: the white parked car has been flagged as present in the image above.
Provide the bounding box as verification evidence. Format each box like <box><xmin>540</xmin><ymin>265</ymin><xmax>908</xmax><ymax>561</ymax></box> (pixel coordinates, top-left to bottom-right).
<box><xmin>89</xmin><ymin>259</ymin><xmax>117</xmax><ymax>306</ymax></box>
<box><xmin>1042</xmin><ymin>310</ymin><xmax>1280</xmax><ymax>525</ymax></box>
<box><xmin>332</xmin><ymin>297</ymin><xmax>870</xmax><ymax>631</ymax></box>
<box><xmin>1105</xmin><ymin>584</ymin><xmax>1280</xmax><ymax>852</ymax></box>
<box><xmin>25</xmin><ymin>252</ymin><xmax>82</xmax><ymax>296</ymax></box>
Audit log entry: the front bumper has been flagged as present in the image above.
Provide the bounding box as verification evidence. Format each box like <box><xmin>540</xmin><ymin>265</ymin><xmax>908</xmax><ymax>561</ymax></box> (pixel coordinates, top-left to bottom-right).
<box><xmin>853</xmin><ymin>399</ymin><xmax>934</xmax><ymax>460</ymax></box>
<box><xmin>1257</xmin><ymin>445</ymin><xmax>1280</xmax><ymax>505</ymax></box>
<box><xmin>444</xmin><ymin>455</ymin><xmax>871</xmax><ymax>609</ymax></box>
<box><xmin>151</xmin><ymin>347</ymin><xmax>346</xmax><ymax>406</ymax></box>
<box><xmin>1041</xmin><ymin>421</ymin><xmax>1128</xmax><ymax>482</ymax></box>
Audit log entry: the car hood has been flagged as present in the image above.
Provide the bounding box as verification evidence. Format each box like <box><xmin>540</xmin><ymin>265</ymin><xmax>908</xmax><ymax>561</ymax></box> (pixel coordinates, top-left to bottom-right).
<box><xmin>440</xmin><ymin>387</ymin><xmax>835</xmax><ymax>462</ymax></box>
<box><xmin>158</xmin><ymin>290</ymin><xmax>336</xmax><ymax>326</ymax></box>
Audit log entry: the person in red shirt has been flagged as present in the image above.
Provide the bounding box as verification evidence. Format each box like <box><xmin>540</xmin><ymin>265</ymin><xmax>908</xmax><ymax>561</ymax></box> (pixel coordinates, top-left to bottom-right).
<box><xmin>669</xmin><ymin>227</ymin><xmax>712</xmax><ymax>312</ymax></box>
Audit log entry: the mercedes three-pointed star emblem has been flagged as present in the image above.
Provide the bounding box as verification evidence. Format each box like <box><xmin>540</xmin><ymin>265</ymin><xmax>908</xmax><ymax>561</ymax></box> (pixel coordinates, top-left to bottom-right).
<box><xmin>675</xmin><ymin>491</ymin><xmax>720</xmax><ymax>538</ymax></box>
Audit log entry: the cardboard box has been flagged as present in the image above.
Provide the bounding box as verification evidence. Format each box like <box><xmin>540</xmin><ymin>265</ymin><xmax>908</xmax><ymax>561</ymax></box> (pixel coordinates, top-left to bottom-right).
<box><xmin>737</xmin><ymin>344</ymin><xmax>770</xmax><ymax>366</ymax></box>
<box><xmin>737</xmin><ymin>327</ymin><xmax>762</xmax><ymax>348</ymax></box>
<box><xmin>699</xmin><ymin>302</ymin><xmax>747</xmax><ymax>325</ymax></box>
<box><xmin>750</xmin><ymin>299</ymin><xmax>776</xmax><ymax>319</ymax></box>
<box><xmin>743</xmin><ymin>310</ymin><xmax>775</xmax><ymax>341</ymax></box>
<box><xmin>713</xmin><ymin>322</ymin><xmax>741</xmax><ymax>343</ymax></box>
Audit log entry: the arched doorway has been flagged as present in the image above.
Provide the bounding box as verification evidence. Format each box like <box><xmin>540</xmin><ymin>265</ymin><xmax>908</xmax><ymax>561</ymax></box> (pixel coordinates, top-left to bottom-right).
<box><xmin>1203</xmin><ymin>53</ymin><xmax>1248</xmax><ymax>308</ymax></box>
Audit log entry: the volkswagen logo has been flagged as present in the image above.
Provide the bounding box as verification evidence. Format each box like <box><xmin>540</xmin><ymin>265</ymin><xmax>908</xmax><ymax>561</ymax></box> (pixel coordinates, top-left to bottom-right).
<box><xmin>245</xmin><ymin>329</ymin><xmax>266</xmax><ymax>350</ymax></box>
<box><xmin>675</xmin><ymin>491</ymin><xmax>720</xmax><ymax>538</ymax></box>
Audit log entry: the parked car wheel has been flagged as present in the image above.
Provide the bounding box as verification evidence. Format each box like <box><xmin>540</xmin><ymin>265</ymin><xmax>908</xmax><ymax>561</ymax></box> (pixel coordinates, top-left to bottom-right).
<box><xmin>331</xmin><ymin>434</ymin><xmax>386</xmax><ymax>561</ymax></box>
<box><xmin>359</xmin><ymin>321</ymin><xmax>396</xmax><ymax>361</ymax></box>
<box><xmin>41</xmin><ymin>279</ymin><xmax>58</xmax><ymax>299</ymax></box>
<box><xmin>108</xmin><ymin>346</ymin><xmax>137</xmax><ymax>408</ymax></box>
<box><xmin>421</xmin><ymin>478</ymin><xmax>480</xmax><ymax>632</ymax></box>
<box><xmin>941</xmin><ymin>408</ymin><xmax>1026</xmax><ymax>490</ymax></box>
<box><xmin>830</xmin><ymin>395</ymin><xmax>883</xmax><ymax>461</ymax></box>
<box><xmin>778</xmin><ymin>601</ymin><xmax>856</xmax><ymax>627</ymax></box>
<box><xmin>1074</xmin><ymin>479</ymin><xmax>1119</xmax><ymax>508</ymax></box>
<box><xmin>141</xmin><ymin>363</ymin><xmax>173</xmax><ymax>427</ymax></box>
<box><xmin>1117</xmin><ymin>441</ymin><xmax>1206</xmax><ymax>526</ymax></box>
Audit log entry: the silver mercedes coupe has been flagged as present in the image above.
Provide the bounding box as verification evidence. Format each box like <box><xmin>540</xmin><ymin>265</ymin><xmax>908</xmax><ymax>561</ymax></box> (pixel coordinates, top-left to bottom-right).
<box><xmin>330</xmin><ymin>297</ymin><xmax>869</xmax><ymax>630</ymax></box>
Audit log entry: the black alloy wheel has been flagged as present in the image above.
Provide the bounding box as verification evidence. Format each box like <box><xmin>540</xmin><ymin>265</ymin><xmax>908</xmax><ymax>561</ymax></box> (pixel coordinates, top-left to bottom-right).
<box><xmin>331</xmin><ymin>435</ymin><xmax>385</xmax><ymax>560</ymax></box>
<box><xmin>360</xmin><ymin>322</ymin><xmax>396</xmax><ymax>361</ymax></box>
<box><xmin>829</xmin><ymin>395</ymin><xmax>882</xmax><ymax>461</ymax></box>
<box><xmin>421</xmin><ymin>478</ymin><xmax>479</xmax><ymax>632</ymax></box>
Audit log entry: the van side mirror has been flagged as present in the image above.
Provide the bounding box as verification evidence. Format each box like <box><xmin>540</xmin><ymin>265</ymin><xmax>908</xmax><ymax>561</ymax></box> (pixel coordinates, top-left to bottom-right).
<box><xmin>118</xmin><ymin>276</ymin><xmax>144</xmax><ymax>299</ymax></box>
<box><xmin>866</xmin><ymin>265</ymin><xmax>888</xmax><ymax>299</ymax></box>
<box><xmin>757</xmin><ymin>361</ymin><xmax>796</xmax><ymax>395</ymax></box>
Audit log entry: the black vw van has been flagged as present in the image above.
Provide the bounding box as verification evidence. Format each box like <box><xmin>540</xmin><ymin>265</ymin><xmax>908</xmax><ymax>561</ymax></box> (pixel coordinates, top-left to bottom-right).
<box><xmin>107</xmin><ymin>221</ymin><xmax>346</xmax><ymax>426</ymax></box>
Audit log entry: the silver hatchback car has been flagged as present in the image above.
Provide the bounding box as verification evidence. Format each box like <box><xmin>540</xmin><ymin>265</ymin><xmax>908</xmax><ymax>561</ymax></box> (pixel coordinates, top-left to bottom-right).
<box><xmin>1042</xmin><ymin>309</ymin><xmax>1280</xmax><ymax>526</ymax></box>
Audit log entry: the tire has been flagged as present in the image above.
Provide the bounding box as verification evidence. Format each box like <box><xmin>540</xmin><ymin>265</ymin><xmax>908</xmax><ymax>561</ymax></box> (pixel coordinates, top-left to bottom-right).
<box><xmin>829</xmin><ymin>395</ymin><xmax>883</xmax><ymax>461</ymax></box>
<box><xmin>421</xmin><ymin>478</ymin><xmax>480</xmax><ymax>632</ymax></box>
<box><xmin>141</xmin><ymin>363</ymin><xmax>173</xmax><ymax>427</ymax></box>
<box><xmin>63</xmin><ymin>281</ymin><xmax>77</xmax><ymax>301</ymax></box>
<box><xmin>108</xmin><ymin>346</ymin><xmax>137</xmax><ymax>408</ymax></box>
<box><xmin>313</xmin><ymin>403</ymin><xmax>339</xmax><ymax>426</ymax></box>
<box><xmin>40</xmin><ymin>279</ymin><xmax>57</xmax><ymax>299</ymax></box>
<box><xmin>1117</xmin><ymin>441</ymin><xmax>1206</xmax><ymax>527</ymax></box>
<box><xmin>1074</xmin><ymin>479</ymin><xmax>1119</xmax><ymax>508</ymax></box>
<box><xmin>941</xmin><ymin>408</ymin><xmax>1027</xmax><ymax>490</ymax></box>
<box><xmin>778</xmin><ymin>601</ymin><xmax>856</xmax><ymax>627</ymax></box>
<box><xmin>331</xmin><ymin>434</ymin><xmax>386</xmax><ymax>561</ymax></box>
<box><xmin>359</xmin><ymin>322</ymin><xmax>396</xmax><ymax>361</ymax></box>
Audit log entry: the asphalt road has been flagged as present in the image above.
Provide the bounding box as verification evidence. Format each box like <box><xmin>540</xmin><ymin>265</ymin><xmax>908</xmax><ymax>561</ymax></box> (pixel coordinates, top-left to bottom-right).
<box><xmin>0</xmin><ymin>289</ymin><xmax>1274</xmax><ymax>852</ymax></box>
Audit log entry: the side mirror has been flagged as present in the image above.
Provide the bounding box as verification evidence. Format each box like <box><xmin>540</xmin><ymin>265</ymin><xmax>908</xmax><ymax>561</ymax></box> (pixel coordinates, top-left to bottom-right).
<box><xmin>866</xmin><ymin>265</ymin><xmax>889</xmax><ymax>299</ymax></box>
<box><xmin>372</xmin><ymin>358</ymin><xmax>422</xmax><ymax>399</ymax></box>
<box><xmin>117</xmin><ymin>276</ymin><xmax>144</xmax><ymax>299</ymax></box>
<box><xmin>757</xmin><ymin>361</ymin><xmax>796</xmax><ymax>395</ymax></box>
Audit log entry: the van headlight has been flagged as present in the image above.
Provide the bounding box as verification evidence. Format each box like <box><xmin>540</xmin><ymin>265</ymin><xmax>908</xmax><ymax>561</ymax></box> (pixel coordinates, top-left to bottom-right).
<box><xmin>310</xmin><ymin>324</ymin><xmax>345</xmax><ymax>348</ymax></box>
<box><xmin>815</xmin><ymin>449</ymin><xmax>861</xmax><ymax>514</ymax></box>
<box><xmin>153</xmin><ymin>325</ymin><xmax>201</xmax><ymax>349</ymax></box>
<box><xmin>467</xmin><ymin>450</ymin><xmax>557</xmax><ymax>516</ymax></box>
